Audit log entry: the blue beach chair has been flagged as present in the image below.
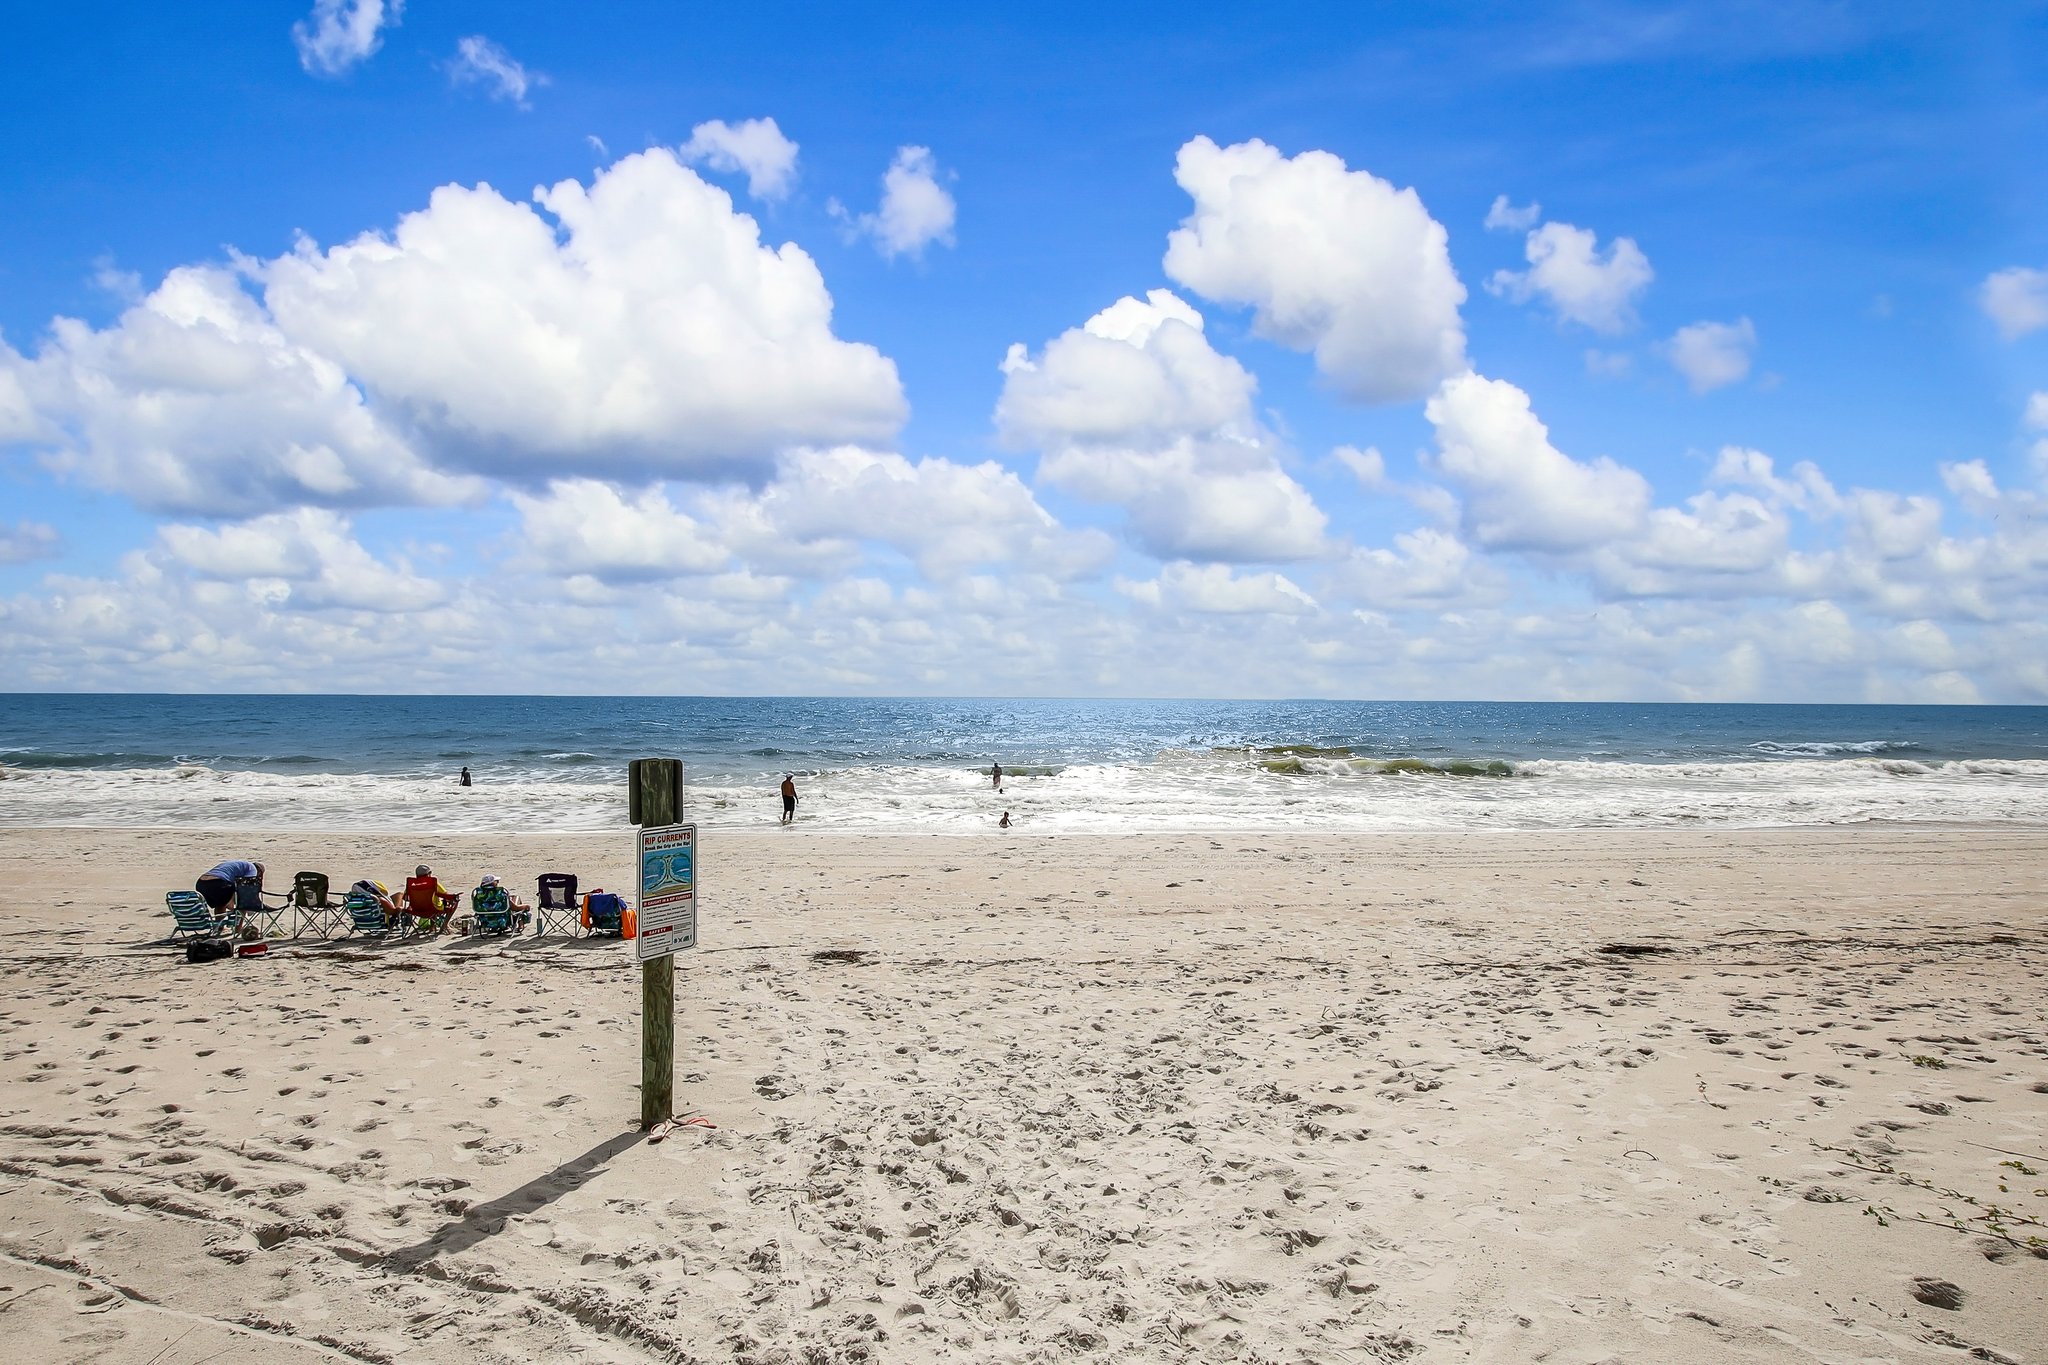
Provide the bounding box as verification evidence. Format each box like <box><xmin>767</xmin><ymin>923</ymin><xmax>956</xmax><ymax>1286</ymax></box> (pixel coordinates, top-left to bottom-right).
<box><xmin>583</xmin><ymin>890</ymin><xmax>629</xmax><ymax>937</ymax></box>
<box><xmin>165</xmin><ymin>890</ymin><xmax>239</xmax><ymax>942</ymax></box>
<box><xmin>234</xmin><ymin>875</ymin><xmax>290</xmax><ymax>939</ymax></box>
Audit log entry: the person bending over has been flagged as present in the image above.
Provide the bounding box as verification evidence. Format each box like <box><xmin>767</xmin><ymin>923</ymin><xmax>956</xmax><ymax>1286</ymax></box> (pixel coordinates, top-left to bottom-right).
<box><xmin>195</xmin><ymin>858</ymin><xmax>264</xmax><ymax>912</ymax></box>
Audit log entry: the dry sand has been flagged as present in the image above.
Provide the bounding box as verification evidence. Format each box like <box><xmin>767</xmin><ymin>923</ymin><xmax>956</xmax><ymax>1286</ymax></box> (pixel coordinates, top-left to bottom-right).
<box><xmin>0</xmin><ymin>823</ymin><xmax>2043</xmax><ymax>1363</ymax></box>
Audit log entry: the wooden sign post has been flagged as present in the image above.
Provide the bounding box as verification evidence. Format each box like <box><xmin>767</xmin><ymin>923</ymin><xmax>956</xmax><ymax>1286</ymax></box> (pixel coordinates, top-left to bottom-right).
<box><xmin>628</xmin><ymin>758</ymin><xmax>685</xmax><ymax>1129</ymax></box>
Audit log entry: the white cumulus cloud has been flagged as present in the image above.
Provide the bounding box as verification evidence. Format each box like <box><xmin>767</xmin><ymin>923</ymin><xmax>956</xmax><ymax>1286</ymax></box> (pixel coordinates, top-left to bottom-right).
<box><xmin>0</xmin><ymin>265</ymin><xmax>472</xmax><ymax>516</ymax></box>
<box><xmin>0</xmin><ymin>354</ymin><xmax>42</xmax><ymax>441</ymax></box>
<box><xmin>0</xmin><ymin>151</ymin><xmax>906</xmax><ymax>511</ymax></box>
<box><xmin>293</xmin><ymin>0</ymin><xmax>400</xmax><ymax>77</ymax></box>
<box><xmin>1484</xmin><ymin>195</ymin><xmax>1541</xmax><ymax>232</ymax></box>
<box><xmin>2027</xmin><ymin>392</ymin><xmax>2048</xmax><ymax>481</ymax></box>
<box><xmin>511</xmin><ymin>480</ymin><xmax>730</xmax><ymax>582</ymax></box>
<box><xmin>998</xmin><ymin>290</ymin><xmax>1326</xmax><ymax>563</ymax></box>
<box><xmin>998</xmin><ymin>290</ymin><xmax>1253</xmax><ymax>448</ymax></box>
<box><xmin>840</xmin><ymin>146</ymin><xmax>956</xmax><ymax>259</ymax></box>
<box><xmin>1489</xmin><ymin>220</ymin><xmax>1653</xmax><ymax>333</ymax></box>
<box><xmin>1163</xmin><ymin>136</ymin><xmax>1467</xmax><ymax>404</ymax></box>
<box><xmin>0</xmin><ymin>520</ymin><xmax>61</xmax><ymax>565</ymax></box>
<box><xmin>157</xmin><ymin>508</ymin><xmax>442</xmax><ymax>612</ymax></box>
<box><xmin>513</xmin><ymin>449</ymin><xmax>1108</xmax><ymax>585</ymax></box>
<box><xmin>680</xmin><ymin>118</ymin><xmax>800</xmax><ymax>201</ymax></box>
<box><xmin>1981</xmin><ymin>266</ymin><xmax>2048</xmax><ymax>340</ymax></box>
<box><xmin>1119</xmin><ymin>562</ymin><xmax>1318</xmax><ymax>616</ymax></box>
<box><xmin>1329</xmin><ymin>527</ymin><xmax>1500</xmax><ymax>609</ymax></box>
<box><xmin>752</xmin><ymin>446</ymin><xmax>1110</xmax><ymax>580</ymax></box>
<box><xmin>1423</xmin><ymin>370</ymin><xmax>1651</xmax><ymax>551</ymax></box>
<box><xmin>1600</xmin><ymin>491</ymin><xmax>1790</xmax><ymax>589</ymax></box>
<box><xmin>261</xmin><ymin>149</ymin><xmax>906</xmax><ymax>482</ymax></box>
<box><xmin>448</xmin><ymin>35</ymin><xmax>541</xmax><ymax>106</ymax></box>
<box><xmin>1709</xmin><ymin>446</ymin><xmax>1839</xmax><ymax>515</ymax></box>
<box><xmin>1664</xmin><ymin>317</ymin><xmax>1756</xmax><ymax>393</ymax></box>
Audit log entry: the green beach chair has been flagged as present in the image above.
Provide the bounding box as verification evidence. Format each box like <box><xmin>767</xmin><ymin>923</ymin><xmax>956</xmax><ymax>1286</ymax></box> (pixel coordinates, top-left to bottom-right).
<box><xmin>165</xmin><ymin>890</ymin><xmax>239</xmax><ymax>942</ymax></box>
<box><xmin>469</xmin><ymin>883</ymin><xmax>528</xmax><ymax>937</ymax></box>
<box><xmin>343</xmin><ymin>889</ymin><xmax>399</xmax><ymax>938</ymax></box>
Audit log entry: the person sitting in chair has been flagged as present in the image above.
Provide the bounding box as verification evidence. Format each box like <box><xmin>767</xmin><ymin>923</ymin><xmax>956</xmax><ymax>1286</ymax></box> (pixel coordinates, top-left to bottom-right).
<box><xmin>405</xmin><ymin>864</ymin><xmax>461</xmax><ymax>926</ymax></box>
<box><xmin>348</xmin><ymin>877</ymin><xmax>403</xmax><ymax>915</ymax></box>
<box><xmin>477</xmin><ymin>873</ymin><xmax>528</xmax><ymax>916</ymax></box>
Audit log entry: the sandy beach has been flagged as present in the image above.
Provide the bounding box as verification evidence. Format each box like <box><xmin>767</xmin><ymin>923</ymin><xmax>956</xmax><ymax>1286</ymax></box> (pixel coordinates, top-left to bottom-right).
<box><xmin>0</xmin><ymin>824</ymin><xmax>2043</xmax><ymax>1363</ymax></box>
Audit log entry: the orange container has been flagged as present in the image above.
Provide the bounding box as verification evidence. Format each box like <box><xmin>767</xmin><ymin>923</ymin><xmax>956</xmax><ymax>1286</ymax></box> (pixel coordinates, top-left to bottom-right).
<box><xmin>623</xmin><ymin>907</ymin><xmax>637</xmax><ymax>939</ymax></box>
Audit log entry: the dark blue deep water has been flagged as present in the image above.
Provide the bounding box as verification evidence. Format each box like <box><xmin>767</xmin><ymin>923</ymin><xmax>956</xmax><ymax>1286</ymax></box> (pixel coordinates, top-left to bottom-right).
<box><xmin>5</xmin><ymin>695</ymin><xmax>2045</xmax><ymax>780</ymax></box>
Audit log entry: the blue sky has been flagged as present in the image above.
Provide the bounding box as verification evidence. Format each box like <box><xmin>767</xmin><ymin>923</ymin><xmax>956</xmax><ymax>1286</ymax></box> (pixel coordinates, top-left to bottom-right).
<box><xmin>3</xmin><ymin>1</ymin><xmax>2046</xmax><ymax>698</ymax></box>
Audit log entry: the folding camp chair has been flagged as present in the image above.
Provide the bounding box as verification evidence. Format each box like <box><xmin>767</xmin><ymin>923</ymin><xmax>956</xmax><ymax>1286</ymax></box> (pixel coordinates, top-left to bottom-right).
<box><xmin>165</xmin><ymin>889</ymin><xmax>239</xmax><ymax>942</ymax></box>
<box><xmin>403</xmin><ymin>875</ymin><xmax>459</xmax><ymax>935</ymax></box>
<box><xmin>583</xmin><ymin>890</ymin><xmax>629</xmax><ymax>937</ymax></box>
<box><xmin>533</xmin><ymin>873</ymin><xmax>578</xmax><ymax>937</ymax></box>
<box><xmin>287</xmin><ymin>871</ymin><xmax>344</xmax><ymax>939</ymax></box>
<box><xmin>342</xmin><ymin>890</ymin><xmax>399</xmax><ymax>938</ymax></box>
<box><xmin>234</xmin><ymin>875</ymin><xmax>289</xmax><ymax>939</ymax></box>
<box><xmin>469</xmin><ymin>883</ymin><xmax>528</xmax><ymax>937</ymax></box>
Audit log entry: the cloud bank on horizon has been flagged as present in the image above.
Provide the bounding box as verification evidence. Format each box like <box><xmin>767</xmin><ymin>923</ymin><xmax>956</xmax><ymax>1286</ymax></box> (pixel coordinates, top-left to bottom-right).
<box><xmin>0</xmin><ymin>5</ymin><xmax>2044</xmax><ymax>702</ymax></box>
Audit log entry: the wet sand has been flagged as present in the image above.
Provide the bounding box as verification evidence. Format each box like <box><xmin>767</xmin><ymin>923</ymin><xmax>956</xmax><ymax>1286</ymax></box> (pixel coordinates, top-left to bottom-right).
<box><xmin>0</xmin><ymin>824</ymin><xmax>2044</xmax><ymax>1363</ymax></box>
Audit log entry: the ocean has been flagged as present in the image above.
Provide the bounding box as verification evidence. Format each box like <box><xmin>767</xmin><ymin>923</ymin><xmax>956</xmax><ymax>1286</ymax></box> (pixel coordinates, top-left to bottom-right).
<box><xmin>1</xmin><ymin>694</ymin><xmax>2045</xmax><ymax>834</ymax></box>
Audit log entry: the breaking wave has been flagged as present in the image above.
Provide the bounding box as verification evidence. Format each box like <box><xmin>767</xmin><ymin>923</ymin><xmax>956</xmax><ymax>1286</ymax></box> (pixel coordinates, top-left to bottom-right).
<box><xmin>1749</xmin><ymin>739</ymin><xmax>1921</xmax><ymax>758</ymax></box>
<box><xmin>4</xmin><ymin>751</ymin><xmax>2046</xmax><ymax>834</ymax></box>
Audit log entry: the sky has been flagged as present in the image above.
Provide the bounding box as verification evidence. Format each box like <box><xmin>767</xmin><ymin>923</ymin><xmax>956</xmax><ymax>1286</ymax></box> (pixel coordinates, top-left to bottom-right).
<box><xmin>2</xmin><ymin>0</ymin><xmax>2046</xmax><ymax>700</ymax></box>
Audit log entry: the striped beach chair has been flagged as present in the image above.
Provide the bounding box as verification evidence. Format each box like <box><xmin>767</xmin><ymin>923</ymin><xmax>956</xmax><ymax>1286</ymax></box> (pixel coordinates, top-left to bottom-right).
<box><xmin>343</xmin><ymin>890</ymin><xmax>399</xmax><ymax>938</ymax></box>
<box><xmin>165</xmin><ymin>890</ymin><xmax>239</xmax><ymax>942</ymax></box>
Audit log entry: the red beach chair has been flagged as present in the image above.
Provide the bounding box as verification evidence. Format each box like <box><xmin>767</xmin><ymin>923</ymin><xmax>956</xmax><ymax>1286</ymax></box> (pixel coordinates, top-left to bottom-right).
<box><xmin>403</xmin><ymin>875</ymin><xmax>460</xmax><ymax>934</ymax></box>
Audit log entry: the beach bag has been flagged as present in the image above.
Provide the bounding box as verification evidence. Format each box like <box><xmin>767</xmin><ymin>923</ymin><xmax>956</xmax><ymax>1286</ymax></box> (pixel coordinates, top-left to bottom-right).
<box><xmin>185</xmin><ymin>939</ymin><xmax>233</xmax><ymax>964</ymax></box>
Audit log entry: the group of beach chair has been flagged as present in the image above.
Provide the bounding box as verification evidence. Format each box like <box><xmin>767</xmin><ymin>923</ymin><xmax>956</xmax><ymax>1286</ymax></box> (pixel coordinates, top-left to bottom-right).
<box><xmin>164</xmin><ymin>871</ymin><xmax>634</xmax><ymax>945</ymax></box>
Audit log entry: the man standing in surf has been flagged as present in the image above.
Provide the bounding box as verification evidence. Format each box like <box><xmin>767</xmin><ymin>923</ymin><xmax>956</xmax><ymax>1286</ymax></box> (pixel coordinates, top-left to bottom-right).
<box><xmin>780</xmin><ymin>774</ymin><xmax>798</xmax><ymax>825</ymax></box>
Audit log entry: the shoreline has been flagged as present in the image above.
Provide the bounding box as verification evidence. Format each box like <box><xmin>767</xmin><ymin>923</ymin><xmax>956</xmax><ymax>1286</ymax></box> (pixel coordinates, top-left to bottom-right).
<box><xmin>1</xmin><ymin>823</ymin><xmax>2043</xmax><ymax>1361</ymax></box>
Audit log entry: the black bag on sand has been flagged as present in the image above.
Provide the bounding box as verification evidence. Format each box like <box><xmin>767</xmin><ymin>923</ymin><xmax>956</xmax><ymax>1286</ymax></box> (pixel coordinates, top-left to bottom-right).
<box><xmin>185</xmin><ymin>939</ymin><xmax>233</xmax><ymax>963</ymax></box>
